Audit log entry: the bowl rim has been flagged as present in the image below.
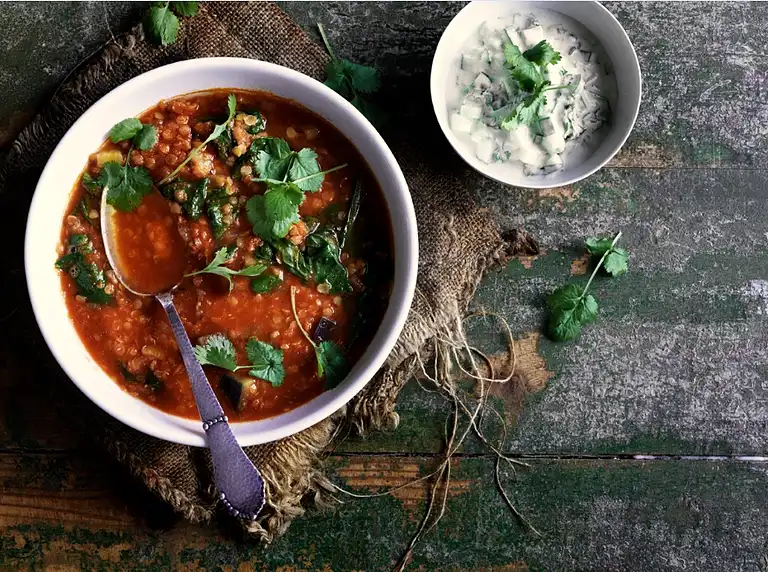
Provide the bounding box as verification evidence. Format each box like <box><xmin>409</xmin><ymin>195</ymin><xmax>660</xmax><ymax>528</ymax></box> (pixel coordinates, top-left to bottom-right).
<box><xmin>24</xmin><ymin>57</ymin><xmax>418</xmax><ymax>447</ymax></box>
<box><xmin>429</xmin><ymin>0</ymin><xmax>642</xmax><ymax>189</ymax></box>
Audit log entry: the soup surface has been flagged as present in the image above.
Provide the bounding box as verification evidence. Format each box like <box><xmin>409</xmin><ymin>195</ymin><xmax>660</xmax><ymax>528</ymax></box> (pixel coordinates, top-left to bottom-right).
<box><xmin>57</xmin><ymin>89</ymin><xmax>393</xmax><ymax>421</ymax></box>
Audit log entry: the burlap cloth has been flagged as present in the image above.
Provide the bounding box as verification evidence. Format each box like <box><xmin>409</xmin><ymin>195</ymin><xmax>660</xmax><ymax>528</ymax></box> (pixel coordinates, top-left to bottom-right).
<box><xmin>1</xmin><ymin>2</ymin><xmax>535</xmax><ymax>540</ymax></box>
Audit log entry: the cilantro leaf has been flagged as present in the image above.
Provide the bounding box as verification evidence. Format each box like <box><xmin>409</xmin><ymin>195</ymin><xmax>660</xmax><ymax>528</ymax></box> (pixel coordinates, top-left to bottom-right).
<box><xmin>318</xmin><ymin>23</ymin><xmax>385</xmax><ymax>127</ymax></box>
<box><xmin>315</xmin><ymin>341</ymin><xmax>348</xmax><ymax>389</ymax></box>
<box><xmin>586</xmin><ymin>237</ymin><xmax>630</xmax><ymax>277</ymax></box>
<box><xmin>194</xmin><ymin>334</ymin><xmax>238</xmax><ymax>371</ymax></box>
<box><xmin>584</xmin><ymin>237</ymin><xmax>614</xmax><ymax>256</ymax></box>
<box><xmin>250</xmin><ymin>273</ymin><xmax>282</xmax><ymax>294</ymax></box>
<box><xmin>523</xmin><ymin>40</ymin><xmax>562</xmax><ymax>67</ymax></box>
<box><xmin>134</xmin><ymin>124</ymin><xmax>158</xmax><ymax>151</ymax></box>
<box><xmin>264</xmin><ymin>183</ymin><xmax>304</xmax><ymax>237</ymax></box>
<box><xmin>504</xmin><ymin>42</ymin><xmax>542</xmax><ymax>92</ymax></box>
<box><xmin>245</xmin><ymin>339</ymin><xmax>285</xmax><ymax>387</ymax></box>
<box><xmin>160</xmin><ymin>93</ymin><xmax>237</xmax><ymax>185</ymax></box>
<box><xmin>55</xmin><ymin>234</ymin><xmax>113</xmax><ymax>304</ymax></box>
<box><xmin>170</xmin><ymin>1</ymin><xmax>198</xmax><ymax>16</ymax></box>
<box><xmin>289</xmin><ymin>148</ymin><xmax>323</xmax><ymax>191</ymax></box>
<box><xmin>185</xmin><ymin>245</ymin><xmax>267</xmax><ymax>292</ymax></box>
<box><xmin>500</xmin><ymin>89</ymin><xmax>548</xmax><ymax>130</ymax></box>
<box><xmin>144</xmin><ymin>2</ymin><xmax>179</xmax><ymax>46</ymax></box>
<box><xmin>547</xmin><ymin>284</ymin><xmax>598</xmax><ymax>342</ymax></box>
<box><xmin>246</xmin><ymin>182</ymin><xmax>305</xmax><ymax>240</ymax></box>
<box><xmin>109</xmin><ymin>118</ymin><xmax>142</xmax><ymax>143</ymax></box>
<box><xmin>98</xmin><ymin>161</ymin><xmax>154</xmax><ymax>212</ymax></box>
<box><xmin>252</xmin><ymin>137</ymin><xmax>293</xmax><ymax>181</ymax></box>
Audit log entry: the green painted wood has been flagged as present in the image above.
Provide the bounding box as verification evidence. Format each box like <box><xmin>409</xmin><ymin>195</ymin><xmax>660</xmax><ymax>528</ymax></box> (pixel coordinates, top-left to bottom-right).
<box><xmin>2</xmin><ymin>452</ymin><xmax>768</xmax><ymax>571</ymax></box>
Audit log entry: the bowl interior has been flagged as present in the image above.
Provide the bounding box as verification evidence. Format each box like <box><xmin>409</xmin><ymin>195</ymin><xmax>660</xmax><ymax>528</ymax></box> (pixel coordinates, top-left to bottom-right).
<box><xmin>25</xmin><ymin>58</ymin><xmax>416</xmax><ymax>447</ymax></box>
<box><xmin>430</xmin><ymin>0</ymin><xmax>641</xmax><ymax>188</ymax></box>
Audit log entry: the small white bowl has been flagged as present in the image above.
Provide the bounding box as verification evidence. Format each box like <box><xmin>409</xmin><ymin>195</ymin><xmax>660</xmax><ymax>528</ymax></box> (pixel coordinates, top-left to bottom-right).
<box><xmin>24</xmin><ymin>58</ymin><xmax>418</xmax><ymax>447</ymax></box>
<box><xmin>430</xmin><ymin>0</ymin><xmax>642</xmax><ymax>189</ymax></box>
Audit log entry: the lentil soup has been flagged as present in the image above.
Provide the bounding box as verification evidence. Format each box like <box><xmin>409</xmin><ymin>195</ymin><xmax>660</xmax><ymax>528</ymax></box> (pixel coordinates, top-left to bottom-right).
<box><xmin>57</xmin><ymin>89</ymin><xmax>394</xmax><ymax>421</ymax></box>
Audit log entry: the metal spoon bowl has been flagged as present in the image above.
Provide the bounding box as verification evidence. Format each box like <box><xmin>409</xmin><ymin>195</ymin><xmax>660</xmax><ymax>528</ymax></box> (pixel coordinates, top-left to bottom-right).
<box><xmin>100</xmin><ymin>190</ymin><xmax>265</xmax><ymax>521</ymax></box>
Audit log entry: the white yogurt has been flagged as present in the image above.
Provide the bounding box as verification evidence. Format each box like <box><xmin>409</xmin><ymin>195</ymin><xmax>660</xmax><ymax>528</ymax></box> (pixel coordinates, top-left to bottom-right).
<box><xmin>446</xmin><ymin>9</ymin><xmax>617</xmax><ymax>177</ymax></box>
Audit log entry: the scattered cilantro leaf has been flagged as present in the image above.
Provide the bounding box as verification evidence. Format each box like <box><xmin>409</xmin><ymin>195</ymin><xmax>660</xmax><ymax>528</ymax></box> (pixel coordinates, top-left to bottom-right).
<box><xmin>109</xmin><ymin>118</ymin><xmax>142</xmax><ymax>143</ymax></box>
<box><xmin>170</xmin><ymin>1</ymin><xmax>198</xmax><ymax>17</ymax></box>
<box><xmin>318</xmin><ymin>22</ymin><xmax>385</xmax><ymax>127</ymax></box>
<box><xmin>55</xmin><ymin>234</ymin><xmax>113</xmax><ymax>304</ymax></box>
<box><xmin>586</xmin><ymin>236</ymin><xmax>629</xmax><ymax>277</ymax></box>
<box><xmin>290</xmin><ymin>286</ymin><xmax>349</xmax><ymax>388</ymax></box>
<box><xmin>246</xmin><ymin>182</ymin><xmax>304</xmax><ymax>241</ymax></box>
<box><xmin>250</xmin><ymin>273</ymin><xmax>282</xmax><ymax>294</ymax></box>
<box><xmin>504</xmin><ymin>42</ymin><xmax>542</xmax><ymax>92</ymax></box>
<box><xmin>500</xmin><ymin>87</ymin><xmax>548</xmax><ymax>130</ymax></box>
<box><xmin>193</xmin><ymin>333</ymin><xmax>238</xmax><ymax>371</ymax></box>
<box><xmin>523</xmin><ymin>40</ymin><xmax>562</xmax><ymax>67</ymax></box>
<box><xmin>315</xmin><ymin>340</ymin><xmax>349</xmax><ymax>389</ymax></box>
<box><xmin>546</xmin><ymin>231</ymin><xmax>626</xmax><ymax>342</ymax></box>
<box><xmin>194</xmin><ymin>333</ymin><xmax>285</xmax><ymax>386</ymax></box>
<box><xmin>144</xmin><ymin>2</ymin><xmax>179</xmax><ymax>46</ymax></box>
<box><xmin>185</xmin><ymin>245</ymin><xmax>267</xmax><ymax>292</ymax></box>
<box><xmin>245</xmin><ymin>339</ymin><xmax>285</xmax><ymax>387</ymax></box>
<box><xmin>98</xmin><ymin>160</ymin><xmax>154</xmax><ymax>212</ymax></box>
<box><xmin>547</xmin><ymin>283</ymin><xmax>598</xmax><ymax>341</ymax></box>
<box><xmin>160</xmin><ymin>93</ymin><xmax>237</xmax><ymax>185</ymax></box>
<box><xmin>134</xmin><ymin>124</ymin><xmax>158</xmax><ymax>151</ymax></box>
<box><xmin>289</xmin><ymin>148</ymin><xmax>323</xmax><ymax>191</ymax></box>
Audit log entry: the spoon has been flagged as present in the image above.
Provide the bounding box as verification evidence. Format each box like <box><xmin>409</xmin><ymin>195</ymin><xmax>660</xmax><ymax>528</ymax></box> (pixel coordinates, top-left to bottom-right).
<box><xmin>100</xmin><ymin>191</ymin><xmax>265</xmax><ymax>521</ymax></box>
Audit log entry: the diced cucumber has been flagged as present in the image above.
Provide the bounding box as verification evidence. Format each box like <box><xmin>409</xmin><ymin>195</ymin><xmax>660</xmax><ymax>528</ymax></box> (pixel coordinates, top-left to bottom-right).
<box><xmin>460</xmin><ymin>101</ymin><xmax>483</xmax><ymax>120</ymax></box>
<box><xmin>539</xmin><ymin>117</ymin><xmax>555</xmax><ymax>136</ymax></box>
<box><xmin>476</xmin><ymin>138</ymin><xmax>495</xmax><ymax>163</ymax></box>
<box><xmin>521</xmin><ymin>26</ymin><xmax>544</xmax><ymax>48</ymax></box>
<box><xmin>450</xmin><ymin>112</ymin><xmax>474</xmax><ymax>135</ymax></box>
<box><xmin>542</xmin><ymin>132</ymin><xmax>566</xmax><ymax>154</ymax></box>
<box><xmin>470</xmin><ymin>122</ymin><xmax>493</xmax><ymax>143</ymax></box>
<box><xmin>473</xmin><ymin>72</ymin><xmax>492</xmax><ymax>91</ymax></box>
<box><xmin>504</xmin><ymin>26</ymin><xmax>523</xmax><ymax>48</ymax></box>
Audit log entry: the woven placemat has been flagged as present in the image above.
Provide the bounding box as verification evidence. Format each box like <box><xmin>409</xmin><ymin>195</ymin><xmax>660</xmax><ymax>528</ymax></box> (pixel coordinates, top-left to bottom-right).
<box><xmin>0</xmin><ymin>2</ymin><xmax>536</xmax><ymax>540</ymax></box>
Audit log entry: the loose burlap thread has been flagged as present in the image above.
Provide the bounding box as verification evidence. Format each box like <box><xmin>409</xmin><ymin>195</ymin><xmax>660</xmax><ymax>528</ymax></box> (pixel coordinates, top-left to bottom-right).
<box><xmin>0</xmin><ymin>2</ymin><xmax>535</xmax><ymax>540</ymax></box>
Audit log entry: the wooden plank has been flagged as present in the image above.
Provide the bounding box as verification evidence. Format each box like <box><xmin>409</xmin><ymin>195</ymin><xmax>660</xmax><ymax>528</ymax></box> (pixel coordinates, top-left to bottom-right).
<box><xmin>2</xmin><ymin>451</ymin><xmax>768</xmax><ymax>571</ymax></box>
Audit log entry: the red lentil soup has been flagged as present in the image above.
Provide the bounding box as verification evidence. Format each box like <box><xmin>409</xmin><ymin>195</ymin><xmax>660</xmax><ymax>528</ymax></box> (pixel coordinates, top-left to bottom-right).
<box><xmin>57</xmin><ymin>89</ymin><xmax>394</xmax><ymax>421</ymax></box>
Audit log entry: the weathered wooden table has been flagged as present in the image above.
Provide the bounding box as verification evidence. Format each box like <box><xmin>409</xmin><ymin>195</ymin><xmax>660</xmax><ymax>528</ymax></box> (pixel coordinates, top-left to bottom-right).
<box><xmin>3</xmin><ymin>2</ymin><xmax>768</xmax><ymax>570</ymax></box>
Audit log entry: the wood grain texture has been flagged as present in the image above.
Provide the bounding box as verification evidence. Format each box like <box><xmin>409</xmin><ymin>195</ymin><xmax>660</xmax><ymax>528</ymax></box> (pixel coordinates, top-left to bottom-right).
<box><xmin>2</xmin><ymin>2</ymin><xmax>768</xmax><ymax>571</ymax></box>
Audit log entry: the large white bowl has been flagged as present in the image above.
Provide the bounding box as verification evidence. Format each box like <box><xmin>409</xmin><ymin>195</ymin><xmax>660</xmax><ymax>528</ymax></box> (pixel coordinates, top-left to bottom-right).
<box><xmin>24</xmin><ymin>58</ymin><xmax>418</xmax><ymax>447</ymax></box>
<box><xmin>430</xmin><ymin>0</ymin><xmax>642</xmax><ymax>189</ymax></box>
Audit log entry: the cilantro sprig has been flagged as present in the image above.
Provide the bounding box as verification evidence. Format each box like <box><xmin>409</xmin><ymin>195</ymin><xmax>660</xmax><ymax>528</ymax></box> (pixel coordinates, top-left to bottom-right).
<box><xmin>194</xmin><ymin>334</ymin><xmax>285</xmax><ymax>387</ymax></box>
<box><xmin>317</xmin><ymin>23</ymin><xmax>385</xmax><ymax>127</ymax></box>
<box><xmin>98</xmin><ymin>159</ymin><xmax>153</xmax><ymax>212</ymax></box>
<box><xmin>159</xmin><ymin>93</ymin><xmax>237</xmax><ymax>185</ymax></box>
<box><xmin>499</xmin><ymin>40</ymin><xmax>565</xmax><ymax>131</ymax></box>
<box><xmin>184</xmin><ymin>245</ymin><xmax>268</xmax><ymax>292</ymax></box>
<box><xmin>143</xmin><ymin>1</ymin><xmax>199</xmax><ymax>46</ymax></box>
<box><xmin>547</xmin><ymin>232</ymin><xmax>628</xmax><ymax>342</ymax></box>
<box><xmin>290</xmin><ymin>286</ymin><xmax>349</xmax><ymax>389</ymax></box>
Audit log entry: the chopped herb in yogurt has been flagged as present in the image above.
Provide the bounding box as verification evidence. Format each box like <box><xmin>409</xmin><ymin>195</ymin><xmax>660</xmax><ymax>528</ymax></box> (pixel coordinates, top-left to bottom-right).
<box><xmin>448</xmin><ymin>11</ymin><xmax>616</xmax><ymax>175</ymax></box>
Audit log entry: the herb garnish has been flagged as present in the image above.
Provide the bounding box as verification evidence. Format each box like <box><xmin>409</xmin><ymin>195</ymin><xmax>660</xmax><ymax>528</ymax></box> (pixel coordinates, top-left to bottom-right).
<box><xmin>547</xmin><ymin>232</ymin><xmax>627</xmax><ymax>342</ymax></box>
<box><xmin>81</xmin><ymin>173</ymin><xmax>102</xmax><ymax>196</ymax></box>
<box><xmin>193</xmin><ymin>334</ymin><xmax>285</xmax><ymax>387</ymax></box>
<box><xmin>143</xmin><ymin>1</ymin><xmax>199</xmax><ymax>46</ymax></box>
<box><xmin>159</xmin><ymin>93</ymin><xmax>237</xmax><ymax>185</ymax></box>
<box><xmin>108</xmin><ymin>118</ymin><xmax>157</xmax><ymax>151</ymax></box>
<box><xmin>500</xmin><ymin>40</ymin><xmax>564</xmax><ymax>131</ymax></box>
<box><xmin>98</xmin><ymin>159</ymin><xmax>154</xmax><ymax>212</ymax></box>
<box><xmin>317</xmin><ymin>23</ymin><xmax>385</xmax><ymax>127</ymax></box>
<box><xmin>184</xmin><ymin>245</ymin><xmax>268</xmax><ymax>292</ymax></box>
<box><xmin>290</xmin><ymin>286</ymin><xmax>349</xmax><ymax>389</ymax></box>
<box><xmin>55</xmin><ymin>234</ymin><xmax>113</xmax><ymax>304</ymax></box>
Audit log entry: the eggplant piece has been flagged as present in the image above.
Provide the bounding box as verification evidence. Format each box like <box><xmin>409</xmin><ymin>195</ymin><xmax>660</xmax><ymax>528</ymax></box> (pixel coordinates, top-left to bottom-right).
<box><xmin>313</xmin><ymin>317</ymin><xmax>337</xmax><ymax>343</ymax></box>
<box><xmin>221</xmin><ymin>374</ymin><xmax>253</xmax><ymax>411</ymax></box>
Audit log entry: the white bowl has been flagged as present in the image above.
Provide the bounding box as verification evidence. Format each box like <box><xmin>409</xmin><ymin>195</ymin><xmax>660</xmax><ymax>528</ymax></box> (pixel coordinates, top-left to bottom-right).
<box><xmin>24</xmin><ymin>58</ymin><xmax>418</xmax><ymax>447</ymax></box>
<box><xmin>430</xmin><ymin>0</ymin><xmax>642</xmax><ymax>189</ymax></box>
